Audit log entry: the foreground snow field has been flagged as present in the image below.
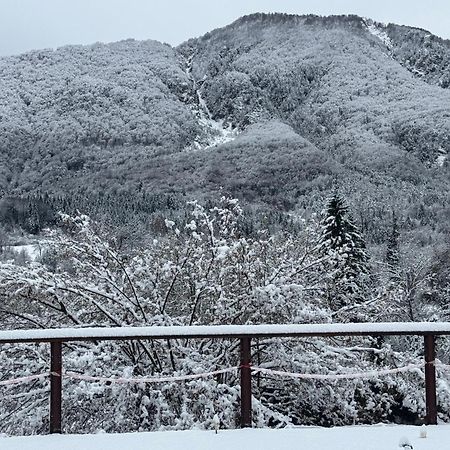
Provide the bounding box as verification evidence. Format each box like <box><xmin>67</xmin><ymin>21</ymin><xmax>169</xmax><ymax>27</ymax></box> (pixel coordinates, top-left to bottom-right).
<box><xmin>1</xmin><ymin>425</ymin><xmax>449</xmax><ymax>450</ymax></box>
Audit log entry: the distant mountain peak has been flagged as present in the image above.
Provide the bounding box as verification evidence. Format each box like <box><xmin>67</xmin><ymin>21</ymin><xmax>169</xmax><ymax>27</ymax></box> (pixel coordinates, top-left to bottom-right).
<box><xmin>0</xmin><ymin>11</ymin><xmax>449</xmax><ymax>222</ymax></box>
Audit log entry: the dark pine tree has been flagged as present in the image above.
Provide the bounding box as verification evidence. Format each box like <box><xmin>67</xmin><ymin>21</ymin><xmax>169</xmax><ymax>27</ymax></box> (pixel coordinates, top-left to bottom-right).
<box><xmin>386</xmin><ymin>211</ymin><xmax>400</xmax><ymax>270</ymax></box>
<box><xmin>319</xmin><ymin>194</ymin><xmax>369</xmax><ymax>310</ymax></box>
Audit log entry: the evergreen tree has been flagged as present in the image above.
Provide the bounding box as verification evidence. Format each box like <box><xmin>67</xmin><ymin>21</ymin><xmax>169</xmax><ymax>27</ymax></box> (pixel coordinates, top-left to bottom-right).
<box><xmin>386</xmin><ymin>211</ymin><xmax>400</xmax><ymax>270</ymax></box>
<box><xmin>25</xmin><ymin>200</ymin><xmax>41</xmax><ymax>235</ymax></box>
<box><xmin>318</xmin><ymin>194</ymin><xmax>369</xmax><ymax>310</ymax></box>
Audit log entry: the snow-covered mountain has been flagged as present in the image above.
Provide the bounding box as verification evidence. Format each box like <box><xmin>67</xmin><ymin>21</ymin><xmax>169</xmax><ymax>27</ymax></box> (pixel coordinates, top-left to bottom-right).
<box><xmin>2</xmin><ymin>14</ymin><xmax>450</xmax><ymax>435</ymax></box>
<box><xmin>0</xmin><ymin>13</ymin><xmax>449</xmax><ymax>239</ymax></box>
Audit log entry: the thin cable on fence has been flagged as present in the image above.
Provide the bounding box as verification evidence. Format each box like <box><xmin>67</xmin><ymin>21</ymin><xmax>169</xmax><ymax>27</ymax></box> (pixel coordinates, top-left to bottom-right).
<box><xmin>0</xmin><ymin>373</ymin><xmax>49</xmax><ymax>386</ymax></box>
<box><xmin>251</xmin><ymin>362</ymin><xmax>426</xmax><ymax>380</ymax></box>
<box><xmin>0</xmin><ymin>362</ymin><xmax>432</xmax><ymax>388</ymax></box>
<box><xmin>60</xmin><ymin>363</ymin><xmax>426</xmax><ymax>383</ymax></box>
<box><xmin>60</xmin><ymin>366</ymin><xmax>239</xmax><ymax>384</ymax></box>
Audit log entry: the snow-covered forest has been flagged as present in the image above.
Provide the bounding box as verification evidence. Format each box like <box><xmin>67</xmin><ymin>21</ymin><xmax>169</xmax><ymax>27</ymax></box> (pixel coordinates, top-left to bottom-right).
<box><xmin>0</xmin><ymin>13</ymin><xmax>450</xmax><ymax>434</ymax></box>
<box><xmin>1</xmin><ymin>197</ymin><xmax>450</xmax><ymax>433</ymax></box>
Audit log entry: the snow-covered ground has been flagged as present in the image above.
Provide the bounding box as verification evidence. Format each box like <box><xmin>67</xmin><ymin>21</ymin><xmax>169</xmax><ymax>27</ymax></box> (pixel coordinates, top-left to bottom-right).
<box><xmin>5</xmin><ymin>235</ymin><xmax>53</xmax><ymax>261</ymax></box>
<box><xmin>7</xmin><ymin>243</ymin><xmax>43</xmax><ymax>261</ymax></box>
<box><xmin>1</xmin><ymin>425</ymin><xmax>448</xmax><ymax>450</ymax></box>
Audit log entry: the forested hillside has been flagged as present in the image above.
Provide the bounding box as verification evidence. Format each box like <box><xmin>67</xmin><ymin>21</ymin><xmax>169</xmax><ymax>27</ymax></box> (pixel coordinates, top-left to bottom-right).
<box><xmin>0</xmin><ymin>39</ymin><xmax>201</xmax><ymax>193</ymax></box>
<box><xmin>0</xmin><ymin>13</ymin><xmax>449</xmax><ymax>246</ymax></box>
<box><xmin>1</xmin><ymin>12</ymin><xmax>450</xmax><ymax>434</ymax></box>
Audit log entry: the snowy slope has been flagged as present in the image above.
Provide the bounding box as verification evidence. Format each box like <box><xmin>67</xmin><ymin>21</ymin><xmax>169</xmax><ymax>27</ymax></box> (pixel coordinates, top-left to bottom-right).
<box><xmin>8</xmin><ymin>243</ymin><xmax>44</xmax><ymax>261</ymax></box>
<box><xmin>184</xmin><ymin>54</ymin><xmax>237</xmax><ymax>150</ymax></box>
<box><xmin>363</xmin><ymin>18</ymin><xmax>393</xmax><ymax>51</ymax></box>
<box><xmin>1</xmin><ymin>425</ymin><xmax>449</xmax><ymax>450</ymax></box>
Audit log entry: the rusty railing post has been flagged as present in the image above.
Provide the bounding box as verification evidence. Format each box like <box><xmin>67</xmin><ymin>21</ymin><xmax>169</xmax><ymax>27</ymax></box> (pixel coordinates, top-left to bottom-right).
<box><xmin>240</xmin><ymin>337</ymin><xmax>252</xmax><ymax>428</ymax></box>
<box><xmin>50</xmin><ymin>341</ymin><xmax>62</xmax><ymax>434</ymax></box>
<box><xmin>424</xmin><ymin>334</ymin><xmax>437</xmax><ymax>425</ymax></box>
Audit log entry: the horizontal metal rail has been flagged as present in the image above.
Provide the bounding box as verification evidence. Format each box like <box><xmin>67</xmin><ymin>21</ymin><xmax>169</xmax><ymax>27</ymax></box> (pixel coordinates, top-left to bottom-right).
<box><xmin>1</xmin><ymin>322</ymin><xmax>447</xmax><ymax>433</ymax></box>
<box><xmin>1</xmin><ymin>322</ymin><xmax>450</xmax><ymax>343</ymax></box>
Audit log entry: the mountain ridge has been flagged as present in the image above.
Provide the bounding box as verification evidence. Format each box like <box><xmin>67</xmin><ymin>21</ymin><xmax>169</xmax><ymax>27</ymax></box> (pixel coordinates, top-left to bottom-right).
<box><xmin>0</xmin><ymin>12</ymin><xmax>449</xmax><ymax>248</ymax></box>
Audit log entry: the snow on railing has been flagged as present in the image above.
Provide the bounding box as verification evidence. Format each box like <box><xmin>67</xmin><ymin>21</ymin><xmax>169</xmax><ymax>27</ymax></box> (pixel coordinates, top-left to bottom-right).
<box><xmin>61</xmin><ymin>367</ymin><xmax>239</xmax><ymax>384</ymax></box>
<box><xmin>1</xmin><ymin>323</ymin><xmax>449</xmax><ymax>433</ymax></box>
<box><xmin>2</xmin><ymin>322</ymin><xmax>450</xmax><ymax>343</ymax></box>
<box><xmin>0</xmin><ymin>361</ymin><xmax>429</xmax><ymax>386</ymax></box>
<box><xmin>0</xmin><ymin>373</ymin><xmax>49</xmax><ymax>386</ymax></box>
<box><xmin>251</xmin><ymin>363</ymin><xmax>426</xmax><ymax>380</ymax></box>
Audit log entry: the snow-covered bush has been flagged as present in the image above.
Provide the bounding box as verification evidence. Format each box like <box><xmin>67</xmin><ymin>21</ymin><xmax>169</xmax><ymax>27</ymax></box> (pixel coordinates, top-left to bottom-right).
<box><xmin>0</xmin><ymin>198</ymin><xmax>445</xmax><ymax>434</ymax></box>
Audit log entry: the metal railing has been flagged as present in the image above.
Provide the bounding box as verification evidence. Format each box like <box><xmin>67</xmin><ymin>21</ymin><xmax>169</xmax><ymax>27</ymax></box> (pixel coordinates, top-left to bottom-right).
<box><xmin>1</xmin><ymin>322</ymin><xmax>449</xmax><ymax>433</ymax></box>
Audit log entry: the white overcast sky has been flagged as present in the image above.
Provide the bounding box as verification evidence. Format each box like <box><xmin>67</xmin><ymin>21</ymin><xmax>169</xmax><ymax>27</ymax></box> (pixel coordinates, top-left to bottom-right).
<box><xmin>1</xmin><ymin>0</ymin><xmax>449</xmax><ymax>56</ymax></box>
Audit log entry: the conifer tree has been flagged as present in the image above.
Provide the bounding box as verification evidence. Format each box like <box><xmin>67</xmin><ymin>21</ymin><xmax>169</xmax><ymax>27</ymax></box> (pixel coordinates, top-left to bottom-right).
<box><xmin>318</xmin><ymin>194</ymin><xmax>369</xmax><ymax>309</ymax></box>
<box><xmin>386</xmin><ymin>211</ymin><xmax>400</xmax><ymax>270</ymax></box>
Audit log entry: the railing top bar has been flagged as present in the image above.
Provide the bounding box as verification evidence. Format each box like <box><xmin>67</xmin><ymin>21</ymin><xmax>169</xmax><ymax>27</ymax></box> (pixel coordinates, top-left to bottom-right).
<box><xmin>1</xmin><ymin>322</ymin><xmax>450</xmax><ymax>343</ymax></box>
